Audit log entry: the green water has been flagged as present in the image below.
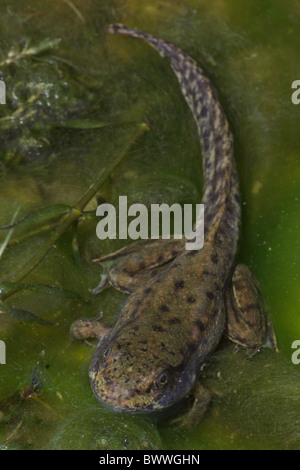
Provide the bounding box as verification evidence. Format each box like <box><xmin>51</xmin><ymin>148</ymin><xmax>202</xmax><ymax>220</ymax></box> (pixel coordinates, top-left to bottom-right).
<box><xmin>0</xmin><ymin>0</ymin><xmax>299</xmax><ymax>450</ymax></box>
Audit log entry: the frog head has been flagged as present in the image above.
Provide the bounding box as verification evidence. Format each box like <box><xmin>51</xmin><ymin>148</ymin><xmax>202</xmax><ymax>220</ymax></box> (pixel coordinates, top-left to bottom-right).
<box><xmin>88</xmin><ymin>325</ymin><xmax>198</xmax><ymax>413</ymax></box>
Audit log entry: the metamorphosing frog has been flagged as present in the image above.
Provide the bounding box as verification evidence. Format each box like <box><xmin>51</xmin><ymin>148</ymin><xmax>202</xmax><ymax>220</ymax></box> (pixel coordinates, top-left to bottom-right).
<box><xmin>71</xmin><ymin>25</ymin><xmax>277</xmax><ymax>427</ymax></box>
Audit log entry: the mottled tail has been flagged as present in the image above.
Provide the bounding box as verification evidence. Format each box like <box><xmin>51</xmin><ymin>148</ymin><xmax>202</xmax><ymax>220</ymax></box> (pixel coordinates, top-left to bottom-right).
<box><xmin>106</xmin><ymin>24</ymin><xmax>239</xmax><ymax>233</ymax></box>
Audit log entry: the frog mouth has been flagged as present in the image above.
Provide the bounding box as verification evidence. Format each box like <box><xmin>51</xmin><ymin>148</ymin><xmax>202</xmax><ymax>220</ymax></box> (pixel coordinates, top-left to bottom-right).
<box><xmin>89</xmin><ymin>369</ymin><xmax>162</xmax><ymax>413</ymax></box>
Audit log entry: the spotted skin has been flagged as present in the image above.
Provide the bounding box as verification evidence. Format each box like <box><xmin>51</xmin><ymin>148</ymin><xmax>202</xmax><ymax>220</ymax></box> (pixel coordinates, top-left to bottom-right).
<box><xmin>71</xmin><ymin>25</ymin><xmax>277</xmax><ymax>424</ymax></box>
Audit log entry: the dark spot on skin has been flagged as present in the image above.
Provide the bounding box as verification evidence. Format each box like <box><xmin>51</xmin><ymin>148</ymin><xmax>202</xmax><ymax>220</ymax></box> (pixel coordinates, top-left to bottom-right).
<box><xmin>169</xmin><ymin>317</ymin><xmax>181</xmax><ymax>325</ymax></box>
<box><xmin>153</xmin><ymin>325</ymin><xmax>164</xmax><ymax>332</ymax></box>
<box><xmin>215</xmin><ymin>133</ymin><xmax>223</xmax><ymax>145</ymax></box>
<box><xmin>205</xmin><ymin>213</ymin><xmax>213</xmax><ymax>227</ymax></box>
<box><xmin>206</xmin><ymin>291</ymin><xmax>214</xmax><ymax>300</ymax></box>
<box><xmin>211</xmin><ymin>253</ymin><xmax>218</xmax><ymax>264</ymax></box>
<box><xmin>130</xmin><ymin>308</ymin><xmax>139</xmax><ymax>318</ymax></box>
<box><xmin>217</xmin><ymin>225</ymin><xmax>226</xmax><ymax>237</ymax></box>
<box><xmin>196</xmin><ymin>320</ymin><xmax>205</xmax><ymax>332</ymax></box>
<box><xmin>234</xmin><ymin>193</ymin><xmax>241</xmax><ymax>204</ymax></box>
<box><xmin>215</xmin><ymin>166</ymin><xmax>226</xmax><ymax>182</ymax></box>
<box><xmin>139</xmin><ymin>261</ymin><xmax>146</xmax><ymax>270</ymax></box>
<box><xmin>226</xmin><ymin>204</ymin><xmax>233</xmax><ymax>216</ymax></box>
<box><xmin>205</xmin><ymin>158</ymin><xmax>212</xmax><ymax>171</ymax></box>
<box><xmin>241</xmin><ymin>303</ymin><xmax>260</xmax><ymax>313</ymax></box>
<box><xmin>201</xmin><ymin>106</ymin><xmax>208</xmax><ymax>118</ymax></box>
<box><xmin>208</xmin><ymin>191</ymin><xmax>219</xmax><ymax>206</ymax></box>
<box><xmin>144</xmin><ymin>287</ymin><xmax>152</xmax><ymax>294</ymax></box>
<box><xmin>187</xmin><ymin>342</ymin><xmax>197</xmax><ymax>352</ymax></box>
<box><xmin>189</xmin><ymin>68</ymin><xmax>196</xmax><ymax>82</ymax></box>
<box><xmin>159</xmin><ymin>304</ymin><xmax>170</xmax><ymax>312</ymax></box>
<box><xmin>187</xmin><ymin>296</ymin><xmax>196</xmax><ymax>303</ymax></box>
<box><xmin>175</xmin><ymin>280</ymin><xmax>185</xmax><ymax>289</ymax></box>
<box><xmin>203</xmin><ymin>128</ymin><xmax>210</xmax><ymax>151</ymax></box>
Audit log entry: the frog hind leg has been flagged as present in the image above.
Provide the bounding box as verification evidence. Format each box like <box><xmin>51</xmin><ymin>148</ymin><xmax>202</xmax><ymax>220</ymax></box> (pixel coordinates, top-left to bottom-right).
<box><xmin>225</xmin><ymin>263</ymin><xmax>278</xmax><ymax>357</ymax></box>
<box><xmin>91</xmin><ymin>238</ymin><xmax>185</xmax><ymax>294</ymax></box>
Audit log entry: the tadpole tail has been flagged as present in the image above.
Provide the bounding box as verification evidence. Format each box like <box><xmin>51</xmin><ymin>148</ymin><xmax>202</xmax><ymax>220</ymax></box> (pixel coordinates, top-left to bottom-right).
<box><xmin>106</xmin><ymin>24</ymin><xmax>240</xmax><ymax>235</ymax></box>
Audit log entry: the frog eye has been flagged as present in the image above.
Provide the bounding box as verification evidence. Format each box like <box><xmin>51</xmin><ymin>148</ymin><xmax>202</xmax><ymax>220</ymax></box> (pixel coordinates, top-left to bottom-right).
<box><xmin>154</xmin><ymin>371</ymin><xmax>168</xmax><ymax>389</ymax></box>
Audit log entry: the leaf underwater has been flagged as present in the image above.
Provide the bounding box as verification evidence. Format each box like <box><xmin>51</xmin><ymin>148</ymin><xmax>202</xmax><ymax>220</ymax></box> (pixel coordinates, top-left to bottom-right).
<box><xmin>0</xmin><ymin>282</ymin><xmax>83</xmax><ymax>300</ymax></box>
<box><xmin>0</xmin><ymin>301</ymin><xmax>53</xmax><ymax>325</ymax></box>
<box><xmin>0</xmin><ymin>204</ymin><xmax>71</xmax><ymax>242</ymax></box>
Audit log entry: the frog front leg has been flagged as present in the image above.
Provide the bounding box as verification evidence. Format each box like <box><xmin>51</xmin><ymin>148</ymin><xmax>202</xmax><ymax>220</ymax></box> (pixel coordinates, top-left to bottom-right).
<box><xmin>71</xmin><ymin>238</ymin><xmax>184</xmax><ymax>341</ymax></box>
<box><xmin>70</xmin><ymin>317</ymin><xmax>110</xmax><ymax>341</ymax></box>
<box><xmin>225</xmin><ymin>263</ymin><xmax>278</xmax><ymax>356</ymax></box>
<box><xmin>91</xmin><ymin>237</ymin><xmax>185</xmax><ymax>295</ymax></box>
<box><xmin>172</xmin><ymin>381</ymin><xmax>212</xmax><ymax>430</ymax></box>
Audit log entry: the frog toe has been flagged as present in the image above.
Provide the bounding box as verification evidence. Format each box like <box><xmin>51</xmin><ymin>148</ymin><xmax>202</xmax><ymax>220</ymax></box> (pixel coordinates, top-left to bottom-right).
<box><xmin>90</xmin><ymin>273</ymin><xmax>109</xmax><ymax>295</ymax></box>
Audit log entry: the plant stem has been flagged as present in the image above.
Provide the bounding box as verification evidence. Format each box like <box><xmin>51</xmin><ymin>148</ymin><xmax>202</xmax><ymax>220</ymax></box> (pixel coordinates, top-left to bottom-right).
<box><xmin>4</xmin><ymin>122</ymin><xmax>148</xmax><ymax>290</ymax></box>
